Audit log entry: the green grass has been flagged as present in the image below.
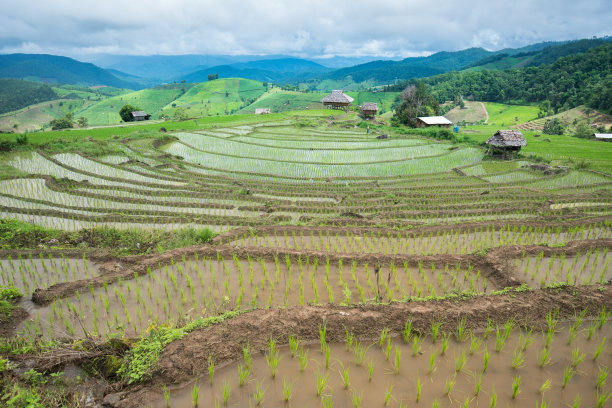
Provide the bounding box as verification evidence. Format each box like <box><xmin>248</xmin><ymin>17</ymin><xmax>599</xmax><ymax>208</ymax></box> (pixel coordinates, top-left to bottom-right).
<box><xmin>77</xmin><ymin>84</ymin><xmax>195</xmax><ymax>125</ymax></box>
<box><xmin>159</xmin><ymin>78</ymin><xmax>266</xmax><ymax>118</ymax></box>
<box><xmin>483</xmin><ymin>102</ymin><xmax>539</xmax><ymax>126</ymax></box>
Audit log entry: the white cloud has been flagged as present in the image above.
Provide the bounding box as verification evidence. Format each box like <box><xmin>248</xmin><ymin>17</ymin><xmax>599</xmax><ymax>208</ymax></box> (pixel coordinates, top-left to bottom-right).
<box><xmin>0</xmin><ymin>0</ymin><xmax>610</xmax><ymax>57</ymax></box>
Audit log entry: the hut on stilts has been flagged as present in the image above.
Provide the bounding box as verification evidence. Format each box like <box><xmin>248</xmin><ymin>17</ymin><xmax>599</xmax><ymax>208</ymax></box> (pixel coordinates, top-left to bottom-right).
<box><xmin>485</xmin><ymin>130</ymin><xmax>526</xmax><ymax>159</ymax></box>
<box><xmin>321</xmin><ymin>90</ymin><xmax>354</xmax><ymax>111</ymax></box>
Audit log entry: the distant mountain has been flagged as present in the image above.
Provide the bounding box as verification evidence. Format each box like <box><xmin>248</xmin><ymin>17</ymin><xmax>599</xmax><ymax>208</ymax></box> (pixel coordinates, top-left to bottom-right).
<box><xmin>0</xmin><ymin>78</ymin><xmax>58</xmax><ymax>115</ymax></box>
<box><xmin>180</xmin><ymin>58</ymin><xmax>329</xmax><ymax>83</ymax></box>
<box><xmin>0</xmin><ymin>54</ymin><xmax>141</xmax><ymax>89</ymax></box>
<box><xmin>468</xmin><ymin>38</ymin><xmax>612</xmax><ymax>70</ymax></box>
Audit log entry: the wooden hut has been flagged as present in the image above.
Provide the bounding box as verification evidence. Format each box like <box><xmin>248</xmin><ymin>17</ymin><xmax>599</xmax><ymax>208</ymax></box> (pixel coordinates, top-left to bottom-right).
<box><xmin>360</xmin><ymin>102</ymin><xmax>378</xmax><ymax>118</ymax></box>
<box><xmin>321</xmin><ymin>90</ymin><xmax>354</xmax><ymax>111</ymax></box>
<box><xmin>416</xmin><ymin>116</ymin><xmax>452</xmax><ymax>128</ymax></box>
<box><xmin>486</xmin><ymin>130</ymin><xmax>526</xmax><ymax>159</ymax></box>
<box><xmin>131</xmin><ymin>111</ymin><xmax>150</xmax><ymax>121</ymax></box>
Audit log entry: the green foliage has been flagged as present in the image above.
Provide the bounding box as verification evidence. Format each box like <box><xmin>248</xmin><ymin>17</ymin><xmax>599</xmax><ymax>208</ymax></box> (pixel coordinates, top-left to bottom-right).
<box><xmin>0</xmin><ymin>79</ymin><xmax>58</xmax><ymax>115</ymax></box>
<box><xmin>1</xmin><ymin>384</ymin><xmax>44</xmax><ymax>408</ymax></box>
<box><xmin>196</xmin><ymin>228</ymin><xmax>215</xmax><ymax>243</ymax></box>
<box><xmin>120</xmin><ymin>310</ymin><xmax>244</xmax><ymax>383</ymax></box>
<box><xmin>573</xmin><ymin>122</ymin><xmax>593</xmax><ymax>139</ymax></box>
<box><xmin>0</xmin><ymin>286</ymin><xmax>22</xmax><ymax>301</ymax></box>
<box><xmin>393</xmin><ymin>81</ymin><xmax>440</xmax><ymax>127</ymax></box>
<box><xmin>421</xmin><ymin>44</ymin><xmax>612</xmax><ymax>114</ymax></box>
<box><xmin>49</xmin><ymin>113</ymin><xmax>74</xmax><ymax>130</ymax></box>
<box><xmin>119</xmin><ymin>104</ymin><xmax>139</xmax><ymax>122</ymax></box>
<box><xmin>542</xmin><ymin>118</ymin><xmax>564</xmax><ymax>135</ymax></box>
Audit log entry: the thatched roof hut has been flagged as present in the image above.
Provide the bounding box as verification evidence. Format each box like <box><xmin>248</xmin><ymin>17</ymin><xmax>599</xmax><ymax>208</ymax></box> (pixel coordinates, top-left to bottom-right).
<box><xmin>360</xmin><ymin>102</ymin><xmax>378</xmax><ymax>117</ymax></box>
<box><xmin>131</xmin><ymin>111</ymin><xmax>150</xmax><ymax>121</ymax></box>
<box><xmin>321</xmin><ymin>90</ymin><xmax>354</xmax><ymax>111</ymax></box>
<box><xmin>486</xmin><ymin>130</ymin><xmax>526</xmax><ymax>158</ymax></box>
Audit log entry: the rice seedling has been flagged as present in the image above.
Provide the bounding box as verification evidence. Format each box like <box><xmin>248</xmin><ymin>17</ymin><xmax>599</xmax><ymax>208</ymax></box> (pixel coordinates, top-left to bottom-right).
<box><xmin>163</xmin><ymin>385</ymin><xmax>170</xmax><ymax>407</ymax></box>
<box><xmin>512</xmin><ymin>375</ymin><xmax>521</xmax><ymax>399</ymax></box>
<box><xmin>469</xmin><ymin>331</ymin><xmax>482</xmax><ymax>355</ymax></box>
<box><xmin>237</xmin><ymin>364</ymin><xmax>249</xmax><ymax>386</ymax></box>
<box><xmin>402</xmin><ymin>319</ymin><xmax>413</xmax><ymax>343</ymax></box>
<box><xmin>222</xmin><ymin>381</ymin><xmax>231</xmax><ymax>405</ymax></box>
<box><xmin>593</xmin><ymin>337</ymin><xmax>606</xmax><ymax>361</ymax></box>
<box><xmin>321</xmin><ymin>393</ymin><xmax>333</xmax><ymax>408</ymax></box>
<box><xmin>282</xmin><ymin>379</ymin><xmax>292</xmax><ymax>402</ymax></box>
<box><xmin>385</xmin><ymin>384</ymin><xmax>394</xmax><ymax>406</ymax></box>
<box><xmin>571</xmin><ymin>347</ymin><xmax>585</xmax><ymax>368</ymax></box>
<box><xmin>319</xmin><ymin>322</ymin><xmax>327</xmax><ymax>353</ymax></box>
<box><xmin>208</xmin><ymin>356</ymin><xmax>215</xmax><ymax>384</ymax></box>
<box><xmin>288</xmin><ymin>334</ymin><xmax>299</xmax><ymax>357</ymax></box>
<box><xmin>315</xmin><ymin>370</ymin><xmax>328</xmax><ymax>396</ymax></box>
<box><xmin>338</xmin><ymin>361</ymin><xmax>350</xmax><ymax>389</ymax></box>
<box><xmin>539</xmin><ymin>379</ymin><xmax>551</xmax><ymax>394</ymax></box>
<box><xmin>597</xmin><ymin>391</ymin><xmax>612</xmax><ymax>408</ymax></box>
<box><xmin>416</xmin><ymin>377</ymin><xmax>423</xmax><ymax>403</ymax></box>
<box><xmin>445</xmin><ymin>374</ymin><xmax>456</xmax><ymax>395</ymax></box>
<box><xmin>351</xmin><ymin>389</ymin><xmax>363</xmax><ymax>408</ymax></box>
<box><xmin>265</xmin><ymin>338</ymin><xmax>280</xmax><ymax>378</ymax></box>
<box><xmin>562</xmin><ymin>365</ymin><xmax>575</xmax><ymax>388</ymax></box>
<box><xmin>368</xmin><ymin>360</ymin><xmax>373</xmax><ymax>382</ymax></box>
<box><xmin>596</xmin><ymin>367</ymin><xmax>608</xmax><ymax>392</ymax></box>
<box><xmin>412</xmin><ymin>334</ymin><xmax>424</xmax><ymax>357</ymax></box>
<box><xmin>428</xmin><ymin>351</ymin><xmax>437</xmax><ymax>374</ymax></box>
<box><xmin>455</xmin><ymin>350</ymin><xmax>466</xmax><ymax>372</ymax></box>
<box><xmin>324</xmin><ymin>345</ymin><xmax>331</xmax><ymax>369</ymax></box>
<box><xmin>379</xmin><ymin>327</ymin><xmax>389</xmax><ymax>348</ymax></box>
<box><xmin>483</xmin><ymin>347</ymin><xmax>490</xmax><ymax>372</ymax></box>
<box><xmin>490</xmin><ymin>388</ymin><xmax>497</xmax><ymax>408</ymax></box>
<box><xmin>252</xmin><ymin>380</ymin><xmax>265</xmax><ymax>406</ymax></box>
<box><xmin>345</xmin><ymin>327</ymin><xmax>354</xmax><ymax>351</ymax></box>
<box><xmin>512</xmin><ymin>348</ymin><xmax>525</xmax><ymax>369</ymax></box>
<box><xmin>572</xmin><ymin>395</ymin><xmax>581</xmax><ymax>408</ymax></box>
<box><xmin>191</xmin><ymin>383</ymin><xmax>200</xmax><ymax>407</ymax></box>
<box><xmin>441</xmin><ymin>334</ymin><xmax>450</xmax><ymax>356</ymax></box>
<box><xmin>299</xmin><ymin>347</ymin><xmax>309</xmax><ymax>372</ymax></box>
<box><xmin>431</xmin><ymin>319</ymin><xmax>442</xmax><ymax>343</ymax></box>
<box><xmin>455</xmin><ymin>317</ymin><xmax>468</xmax><ymax>342</ymax></box>
<box><xmin>473</xmin><ymin>371</ymin><xmax>483</xmax><ymax>396</ymax></box>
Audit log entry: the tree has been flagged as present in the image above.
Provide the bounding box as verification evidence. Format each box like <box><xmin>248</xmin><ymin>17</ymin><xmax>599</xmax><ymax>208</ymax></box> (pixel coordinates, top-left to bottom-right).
<box><xmin>77</xmin><ymin>116</ymin><xmax>88</xmax><ymax>128</ymax></box>
<box><xmin>119</xmin><ymin>104</ymin><xmax>139</xmax><ymax>122</ymax></box>
<box><xmin>393</xmin><ymin>82</ymin><xmax>440</xmax><ymax>127</ymax></box>
<box><xmin>208</xmin><ymin>73</ymin><xmax>219</xmax><ymax>81</ymax></box>
<box><xmin>542</xmin><ymin>118</ymin><xmax>564</xmax><ymax>135</ymax></box>
<box><xmin>173</xmin><ymin>107</ymin><xmax>187</xmax><ymax>121</ymax></box>
<box><xmin>573</xmin><ymin>123</ymin><xmax>593</xmax><ymax>139</ymax></box>
<box><xmin>49</xmin><ymin>113</ymin><xmax>74</xmax><ymax>130</ymax></box>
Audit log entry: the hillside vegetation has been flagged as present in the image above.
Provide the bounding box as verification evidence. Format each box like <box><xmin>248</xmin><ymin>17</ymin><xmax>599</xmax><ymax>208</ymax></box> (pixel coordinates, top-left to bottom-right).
<box><xmin>0</xmin><ymin>79</ymin><xmax>58</xmax><ymax>115</ymax></box>
<box><xmin>420</xmin><ymin>43</ymin><xmax>612</xmax><ymax>114</ymax></box>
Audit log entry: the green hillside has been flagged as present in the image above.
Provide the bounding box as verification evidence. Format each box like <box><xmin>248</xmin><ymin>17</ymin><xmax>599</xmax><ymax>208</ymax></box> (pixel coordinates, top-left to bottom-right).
<box><xmin>158</xmin><ymin>78</ymin><xmax>267</xmax><ymax>118</ymax></box>
<box><xmin>76</xmin><ymin>84</ymin><xmax>195</xmax><ymax>125</ymax></box>
<box><xmin>0</xmin><ymin>79</ymin><xmax>58</xmax><ymax>115</ymax></box>
<box><xmin>0</xmin><ymin>98</ymin><xmax>97</xmax><ymax>132</ymax></box>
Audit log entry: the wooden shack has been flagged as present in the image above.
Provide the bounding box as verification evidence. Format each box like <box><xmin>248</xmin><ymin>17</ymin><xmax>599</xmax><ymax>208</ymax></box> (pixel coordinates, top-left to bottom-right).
<box><xmin>321</xmin><ymin>90</ymin><xmax>354</xmax><ymax>111</ymax></box>
<box><xmin>360</xmin><ymin>102</ymin><xmax>378</xmax><ymax>118</ymax></box>
<box><xmin>486</xmin><ymin>130</ymin><xmax>526</xmax><ymax>159</ymax></box>
<box><xmin>416</xmin><ymin>116</ymin><xmax>452</xmax><ymax>128</ymax></box>
<box><xmin>131</xmin><ymin>111</ymin><xmax>151</xmax><ymax>121</ymax></box>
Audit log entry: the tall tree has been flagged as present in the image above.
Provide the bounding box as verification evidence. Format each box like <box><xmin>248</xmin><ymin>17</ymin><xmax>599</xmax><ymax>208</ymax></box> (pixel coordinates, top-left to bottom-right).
<box><xmin>393</xmin><ymin>82</ymin><xmax>440</xmax><ymax>127</ymax></box>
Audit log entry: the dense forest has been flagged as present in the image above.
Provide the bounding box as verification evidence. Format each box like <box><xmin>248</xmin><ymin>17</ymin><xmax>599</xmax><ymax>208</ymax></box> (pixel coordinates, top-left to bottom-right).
<box><xmin>407</xmin><ymin>43</ymin><xmax>612</xmax><ymax>114</ymax></box>
<box><xmin>0</xmin><ymin>79</ymin><xmax>58</xmax><ymax>115</ymax></box>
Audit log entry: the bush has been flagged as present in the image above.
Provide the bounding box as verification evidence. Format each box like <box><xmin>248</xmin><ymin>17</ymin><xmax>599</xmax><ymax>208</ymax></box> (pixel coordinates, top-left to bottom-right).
<box><xmin>542</xmin><ymin>118</ymin><xmax>564</xmax><ymax>135</ymax></box>
<box><xmin>0</xmin><ymin>140</ymin><xmax>16</xmax><ymax>152</ymax></box>
<box><xmin>196</xmin><ymin>228</ymin><xmax>215</xmax><ymax>243</ymax></box>
<box><xmin>0</xmin><ymin>286</ymin><xmax>22</xmax><ymax>301</ymax></box>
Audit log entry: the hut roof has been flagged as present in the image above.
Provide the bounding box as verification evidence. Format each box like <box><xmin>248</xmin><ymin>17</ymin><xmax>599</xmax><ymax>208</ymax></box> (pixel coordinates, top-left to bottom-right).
<box><xmin>361</xmin><ymin>102</ymin><xmax>378</xmax><ymax>111</ymax></box>
<box><xmin>131</xmin><ymin>111</ymin><xmax>148</xmax><ymax>117</ymax></box>
<box><xmin>486</xmin><ymin>130</ymin><xmax>527</xmax><ymax>147</ymax></box>
<box><xmin>417</xmin><ymin>116</ymin><xmax>452</xmax><ymax>125</ymax></box>
<box><xmin>594</xmin><ymin>133</ymin><xmax>612</xmax><ymax>139</ymax></box>
<box><xmin>321</xmin><ymin>90</ymin><xmax>354</xmax><ymax>104</ymax></box>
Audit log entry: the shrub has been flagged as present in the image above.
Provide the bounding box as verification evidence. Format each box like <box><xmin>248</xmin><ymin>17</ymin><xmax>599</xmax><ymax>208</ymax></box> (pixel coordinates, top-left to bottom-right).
<box><xmin>196</xmin><ymin>228</ymin><xmax>215</xmax><ymax>243</ymax></box>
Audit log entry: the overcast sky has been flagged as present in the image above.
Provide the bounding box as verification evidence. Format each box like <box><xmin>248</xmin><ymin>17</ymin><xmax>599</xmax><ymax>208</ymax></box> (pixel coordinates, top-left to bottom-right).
<box><xmin>0</xmin><ymin>0</ymin><xmax>610</xmax><ymax>59</ymax></box>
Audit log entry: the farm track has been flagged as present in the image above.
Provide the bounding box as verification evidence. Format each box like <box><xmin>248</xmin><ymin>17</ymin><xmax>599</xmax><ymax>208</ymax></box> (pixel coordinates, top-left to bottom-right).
<box><xmin>106</xmin><ymin>284</ymin><xmax>612</xmax><ymax>407</ymax></box>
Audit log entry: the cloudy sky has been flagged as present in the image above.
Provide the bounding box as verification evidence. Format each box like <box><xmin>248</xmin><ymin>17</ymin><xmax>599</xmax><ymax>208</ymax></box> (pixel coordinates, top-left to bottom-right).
<box><xmin>0</xmin><ymin>0</ymin><xmax>610</xmax><ymax>58</ymax></box>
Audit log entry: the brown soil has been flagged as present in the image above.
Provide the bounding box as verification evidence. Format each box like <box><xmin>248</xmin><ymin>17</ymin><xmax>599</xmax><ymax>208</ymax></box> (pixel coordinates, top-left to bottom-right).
<box><xmin>0</xmin><ymin>304</ymin><xmax>28</xmax><ymax>338</ymax></box>
<box><xmin>105</xmin><ymin>284</ymin><xmax>612</xmax><ymax>407</ymax></box>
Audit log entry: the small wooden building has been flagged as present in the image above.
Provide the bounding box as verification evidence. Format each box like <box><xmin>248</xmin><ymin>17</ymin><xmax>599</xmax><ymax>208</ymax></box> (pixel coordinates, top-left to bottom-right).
<box><xmin>416</xmin><ymin>116</ymin><xmax>452</xmax><ymax>128</ymax></box>
<box><xmin>360</xmin><ymin>102</ymin><xmax>378</xmax><ymax>118</ymax></box>
<box><xmin>131</xmin><ymin>111</ymin><xmax>151</xmax><ymax>121</ymax></box>
<box><xmin>486</xmin><ymin>130</ymin><xmax>526</xmax><ymax>159</ymax></box>
<box><xmin>255</xmin><ymin>108</ymin><xmax>271</xmax><ymax>115</ymax></box>
<box><xmin>321</xmin><ymin>90</ymin><xmax>354</xmax><ymax>111</ymax></box>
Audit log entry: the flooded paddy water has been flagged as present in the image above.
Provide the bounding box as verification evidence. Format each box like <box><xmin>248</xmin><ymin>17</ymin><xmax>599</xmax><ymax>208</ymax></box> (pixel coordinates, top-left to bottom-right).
<box><xmin>155</xmin><ymin>319</ymin><xmax>611</xmax><ymax>407</ymax></box>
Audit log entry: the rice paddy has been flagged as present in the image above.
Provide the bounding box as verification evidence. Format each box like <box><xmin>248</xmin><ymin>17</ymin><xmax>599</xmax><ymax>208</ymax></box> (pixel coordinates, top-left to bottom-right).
<box><xmin>0</xmin><ymin>113</ymin><xmax>610</xmax><ymax>407</ymax></box>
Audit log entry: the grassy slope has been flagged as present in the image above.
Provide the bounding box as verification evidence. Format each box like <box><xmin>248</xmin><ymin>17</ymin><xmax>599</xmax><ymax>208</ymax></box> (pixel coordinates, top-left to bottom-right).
<box><xmin>0</xmin><ymin>99</ymin><xmax>97</xmax><ymax>132</ymax></box>
<box><xmin>76</xmin><ymin>84</ymin><xmax>196</xmax><ymax>125</ymax></box>
<box><xmin>444</xmin><ymin>101</ymin><xmax>488</xmax><ymax>123</ymax></box>
<box><xmin>483</xmin><ymin>102</ymin><xmax>540</xmax><ymax>126</ymax></box>
<box><xmin>159</xmin><ymin>78</ymin><xmax>267</xmax><ymax>118</ymax></box>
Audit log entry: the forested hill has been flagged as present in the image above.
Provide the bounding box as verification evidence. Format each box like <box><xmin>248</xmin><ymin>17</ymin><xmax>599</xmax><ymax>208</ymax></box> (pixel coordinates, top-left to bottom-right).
<box><xmin>418</xmin><ymin>43</ymin><xmax>612</xmax><ymax>114</ymax></box>
<box><xmin>0</xmin><ymin>79</ymin><xmax>58</xmax><ymax>115</ymax></box>
<box><xmin>0</xmin><ymin>54</ymin><xmax>141</xmax><ymax>89</ymax></box>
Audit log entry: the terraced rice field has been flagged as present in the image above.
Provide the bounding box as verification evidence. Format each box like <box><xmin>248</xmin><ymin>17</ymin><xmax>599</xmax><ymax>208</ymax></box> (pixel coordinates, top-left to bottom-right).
<box><xmin>0</xmin><ymin>117</ymin><xmax>611</xmax><ymax>407</ymax></box>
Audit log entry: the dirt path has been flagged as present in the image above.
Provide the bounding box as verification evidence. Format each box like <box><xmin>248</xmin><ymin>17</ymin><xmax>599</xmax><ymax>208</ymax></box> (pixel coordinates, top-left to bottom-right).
<box><xmin>480</xmin><ymin>102</ymin><xmax>489</xmax><ymax>123</ymax></box>
<box><xmin>105</xmin><ymin>284</ymin><xmax>612</xmax><ymax>407</ymax></box>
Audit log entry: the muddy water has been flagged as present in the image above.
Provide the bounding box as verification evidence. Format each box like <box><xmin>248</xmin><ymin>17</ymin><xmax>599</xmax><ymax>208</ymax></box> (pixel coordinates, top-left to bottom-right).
<box><xmin>155</xmin><ymin>320</ymin><xmax>611</xmax><ymax>408</ymax></box>
<box><xmin>0</xmin><ymin>256</ymin><xmax>97</xmax><ymax>294</ymax></box>
<box><xmin>515</xmin><ymin>251</ymin><xmax>612</xmax><ymax>288</ymax></box>
<box><xmin>18</xmin><ymin>256</ymin><xmax>490</xmax><ymax>339</ymax></box>
<box><xmin>230</xmin><ymin>226</ymin><xmax>611</xmax><ymax>255</ymax></box>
